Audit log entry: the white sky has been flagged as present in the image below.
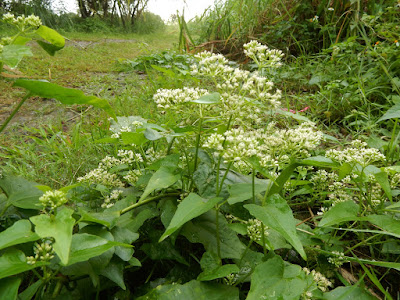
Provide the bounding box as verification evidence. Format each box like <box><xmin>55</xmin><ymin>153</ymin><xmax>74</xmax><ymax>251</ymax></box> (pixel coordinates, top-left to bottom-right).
<box><xmin>54</xmin><ymin>0</ymin><xmax>217</xmax><ymax>21</ymax></box>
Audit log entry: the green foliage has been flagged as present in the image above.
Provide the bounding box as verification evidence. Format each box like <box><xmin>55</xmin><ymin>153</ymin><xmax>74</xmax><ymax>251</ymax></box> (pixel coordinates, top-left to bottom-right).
<box><xmin>1</xmin><ymin>10</ymin><xmax>400</xmax><ymax>300</ymax></box>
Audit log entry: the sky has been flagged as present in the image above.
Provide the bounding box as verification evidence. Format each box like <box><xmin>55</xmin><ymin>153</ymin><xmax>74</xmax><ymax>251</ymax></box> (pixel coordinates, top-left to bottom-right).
<box><xmin>54</xmin><ymin>0</ymin><xmax>217</xmax><ymax>21</ymax></box>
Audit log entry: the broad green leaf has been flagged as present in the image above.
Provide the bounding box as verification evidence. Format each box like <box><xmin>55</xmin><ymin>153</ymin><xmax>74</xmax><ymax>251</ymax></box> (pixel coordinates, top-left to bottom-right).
<box><xmin>35</xmin><ymin>25</ymin><xmax>64</xmax><ymax>55</ymax></box>
<box><xmin>111</xmin><ymin>226</ymin><xmax>139</xmax><ymax>261</ymax></box>
<box><xmin>67</xmin><ymin>233</ymin><xmax>131</xmax><ymax>266</ymax></box>
<box><xmin>363</xmin><ymin>165</ymin><xmax>392</xmax><ymax>202</ymax></box>
<box><xmin>181</xmin><ymin>211</ymin><xmax>246</xmax><ymax>259</ymax></box>
<box><xmin>100</xmin><ymin>258</ymin><xmax>126</xmax><ymax>290</ymax></box>
<box><xmin>378</xmin><ymin>102</ymin><xmax>400</xmax><ymax>122</ymax></box>
<box><xmin>0</xmin><ymin>220</ymin><xmax>39</xmax><ymax>250</ymax></box>
<box><xmin>117</xmin><ymin>208</ymin><xmax>158</xmax><ymax>232</ymax></box>
<box><xmin>227</xmin><ymin>183</ymin><xmax>267</xmax><ymax>205</ymax></box>
<box><xmin>136</xmin><ymin>280</ymin><xmax>239</xmax><ymax>300</ymax></box>
<box><xmin>273</xmin><ymin>109</ymin><xmax>311</xmax><ymax>122</ymax></box>
<box><xmin>189</xmin><ymin>92</ymin><xmax>221</xmax><ymax>104</ymax></box>
<box><xmin>364</xmin><ymin>214</ymin><xmax>400</xmax><ymax>238</ymax></box>
<box><xmin>120</xmin><ymin>132</ymin><xmax>147</xmax><ymax>146</ymax></box>
<box><xmin>78</xmin><ymin>208</ymin><xmax>120</xmax><ymax>228</ymax></box>
<box><xmin>247</xmin><ymin>256</ymin><xmax>308</xmax><ymax>300</ymax></box>
<box><xmin>36</xmin><ymin>25</ymin><xmax>65</xmax><ymax>48</ymax></box>
<box><xmin>198</xmin><ymin>264</ymin><xmax>239</xmax><ymax>281</ymax></box>
<box><xmin>30</xmin><ymin>208</ymin><xmax>75</xmax><ymax>265</ymax></box>
<box><xmin>36</xmin><ymin>40</ymin><xmax>63</xmax><ymax>56</ymax></box>
<box><xmin>0</xmin><ymin>277</ymin><xmax>21</xmax><ymax>300</ymax></box>
<box><xmin>141</xmin><ymin>239</ymin><xmax>188</xmax><ymax>266</ymax></box>
<box><xmin>159</xmin><ymin>193</ymin><xmax>221</xmax><ymax>242</ymax></box>
<box><xmin>0</xmin><ymin>45</ymin><xmax>32</xmax><ymax>68</ymax></box>
<box><xmin>267</xmin><ymin>163</ymin><xmax>299</xmax><ymax>196</ymax></box>
<box><xmin>18</xmin><ymin>280</ymin><xmax>42</xmax><ymax>300</ymax></box>
<box><xmin>0</xmin><ymin>249</ymin><xmax>47</xmax><ymax>279</ymax></box>
<box><xmin>79</xmin><ymin>226</ymin><xmax>115</xmax><ymax>272</ymax></box>
<box><xmin>144</xmin><ymin>128</ymin><xmax>163</xmax><ymax>140</ymax></box>
<box><xmin>323</xmin><ymin>286</ymin><xmax>376</xmax><ymax>300</ymax></box>
<box><xmin>139</xmin><ymin>167</ymin><xmax>179</xmax><ymax>201</ymax></box>
<box><xmin>13</xmin><ymin>79</ymin><xmax>116</xmax><ymax>120</ymax></box>
<box><xmin>319</xmin><ymin>201</ymin><xmax>359</xmax><ymax>227</ymax></box>
<box><xmin>245</xmin><ymin>195</ymin><xmax>307</xmax><ymax>260</ymax></box>
<box><xmin>301</xmin><ymin>156</ymin><xmax>338</xmax><ymax>168</ymax></box>
<box><xmin>0</xmin><ymin>175</ymin><xmax>43</xmax><ymax>210</ymax></box>
<box><xmin>148</xmin><ymin>154</ymin><xmax>180</xmax><ymax>171</ymax></box>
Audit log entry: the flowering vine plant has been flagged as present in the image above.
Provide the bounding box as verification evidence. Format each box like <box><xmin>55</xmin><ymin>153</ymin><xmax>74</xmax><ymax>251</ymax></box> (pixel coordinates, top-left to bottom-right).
<box><xmin>0</xmin><ymin>38</ymin><xmax>399</xmax><ymax>299</ymax></box>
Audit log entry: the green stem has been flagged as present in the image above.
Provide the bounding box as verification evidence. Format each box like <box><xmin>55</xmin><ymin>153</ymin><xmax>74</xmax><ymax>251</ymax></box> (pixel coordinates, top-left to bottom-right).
<box><xmin>215</xmin><ymin>208</ymin><xmax>221</xmax><ymax>260</ymax></box>
<box><xmin>0</xmin><ymin>93</ymin><xmax>32</xmax><ymax>134</ymax></box>
<box><xmin>216</xmin><ymin>161</ymin><xmax>233</xmax><ymax>196</ymax></box>
<box><xmin>238</xmin><ymin>239</ymin><xmax>253</xmax><ymax>267</ymax></box>
<box><xmin>120</xmin><ymin>192</ymin><xmax>180</xmax><ymax>215</ymax></box>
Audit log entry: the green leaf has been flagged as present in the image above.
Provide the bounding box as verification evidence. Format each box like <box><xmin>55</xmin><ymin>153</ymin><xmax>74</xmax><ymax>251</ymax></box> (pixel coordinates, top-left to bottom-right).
<box><xmin>363</xmin><ymin>165</ymin><xmax>392</xmax><ymax>202</ymax></box>
<box><xmin>273</xmin><ymin>109</ymin><xmax>311</xmax><ymax>122</ymax></box>
<box><xmin>227</xmin><ymin>183</ymin><xmax>267</xmax><ymax>205</ymax></box>
<box><xmin>139</xmin><ymin>167</ymin><xmax>180</xmax><ymax>201</ymax></box>
<box><xmin>301</xmin><ymin>156</ymin><xmax>338</xmax><ymax>168</ymax></box>
<box><xmin>0</xmin><ymin>220</ymin><xmax>39</xmax><ymax>250</ymax></box>
<box><xmin>120</xmin><ymin>132</ymin><xmax>147</xmax><ymax>146</ymax></box>
<box><xmin>13</xmin><ymin>79</ymin><xmax>116</xmax><ymax>120</ymax></box>
<box><xmin>319</xmin><ymin>201</ymin><xmax>359</xmax><ymax>227</ymax></box>
<box><xmin>36</xmin><ymin>40</ymin><xmax>63</xmax><ymax>56</ymax></box>
<box><xmin>36</xmin><ymin>25</ymin><xmax>65</xmax><ymax>48</ymax></box>
<box><xmin>198</xmin><ymin>264</ymin><xmax>239</xmax><ymax>281</ymax></box>
<box><xmin>160</xmin><ymin>193</ymin><xmax>221</xmax><ymax>242</ymax></box>
<box><xmin>67</xmin><ymin>233</ymin><xmax>131</xmax><ymax>266</ymax></box>
<box><xmin>0</xmin><ymin>175</ymin><xmax>43</xmax><ymax>210</ymax></box>
<box><xmin>378</xmin><ymin>102</ymin><xmax>400</xmax><ymax>122</ymax></box>
<box><xmin>247</xmin><ymin>256</ymin><xmax>308</xmax><ymax>300</ymax></box>
<box><xmin>0</xmin><ymin>45</ymin><xmax>32</xmax><ymax>68</ymax></box>
<box><xmin>136</xmin><ymin>280</ymin><xmax>239</xmax><ymax>300</ymax></box>
<box><xmin>35</xmin><ymin>26</ymin><xmax>64</xmax><ymax>55</ymax></box>
<box><xmin>78</xmin><ymin>208</ymin><xmax>120</xmax><ymax>228</ymax></box>
<box><xmin>148</xmin><ymin>154</ymin><xmax>180</xmax><ymax>171</ymax></box>
<box><xmin>18</xmin><ymin>280</ymin><xmax>43</xmax><ymax>300</ymax></box>
<box><xmin>0</xmin><ymin>277</ymin><xmax>21</xmax><ymax>300</ymax></box>
<box><xmin>111</xmin><ymin>226</ymin><xmax>139</xmax><ymax>261</ymax></box>
<box><xmin>189</xmin><ymin>92</ymin><xmax>221</xmax><ymax>104</ymax></box>
<box><xmin>30</xmin><ymin>208</ymin><xmax>75</xmax><ymax>265</ymax></box>
<box><xmin>245</xmin><ymin>195</ymin><xmax>307</xmax><ymax>260</ymax></box>
<box><xmin>323</xmin><ymin>286</ymin><xmax>376</xmax><ymax>300</ymax></box>
<box><xmin>364</xmin><ymin>214</ymin><xmax>400</xmax><ymax>238</ymax></box>
<box><xmin>267</xmin><ymin>163</ymin><xmax>299</xmax><ymax>196</ymax></box>
<box><xmin>100</xmin><ymin>258</ymin><xmax>126</xmax><ymax>290</ymax></box>
<box><xmin>0</xmin><ymin>249</ymin><xmax>47</xmax><ymax>279</ymax></box>
<box><xmin>181</xmin><ymin>211</ymin><xmax>246</xmax><ymax>259</ymax></box>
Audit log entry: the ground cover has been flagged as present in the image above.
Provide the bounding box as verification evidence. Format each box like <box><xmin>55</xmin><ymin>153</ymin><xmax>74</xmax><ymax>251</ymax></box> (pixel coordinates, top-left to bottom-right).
<box><xmin>1</xmin><ymin>8</ymin><xmax>400</xmax><ymax>300</ymax></box>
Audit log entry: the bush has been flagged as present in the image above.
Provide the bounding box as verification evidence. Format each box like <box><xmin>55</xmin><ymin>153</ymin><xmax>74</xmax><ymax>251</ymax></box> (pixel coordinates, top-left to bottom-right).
<box><xmin>133</xmin><ymin>11</ymin><xmax>165</xmax><ymax>34</ymax></box>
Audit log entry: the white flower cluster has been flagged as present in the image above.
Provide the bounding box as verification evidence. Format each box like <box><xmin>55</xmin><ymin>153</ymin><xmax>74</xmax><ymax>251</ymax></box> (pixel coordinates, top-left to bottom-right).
<box><xmin>246</xmin><ymin>219</ymin><xmax>269</xmax><ymax>242</ymax></box>
<box><xmin>109</xmin><ymin>117</ymin><xmax>146</xmax><ymax>139</ymax></box>
<box><xmin>2</xmin><ymin>13</ymin><xmax>42</xmax><ymax>29</ymax></box>
<box><xmin>328</xmin><ymin>251</ymin><xmax>348</xmax><ymax>267</ymax></box>
<box><xmin>153</xmin><ymin>87</ymin><xmax>209</xmax><ymax>110</ymax></box>
<box><xmin>303</xmin><ymin>268</ymin><xmax>333</xmax><ymax>292</ymax></box>
<box><xmin>124</xmin><ymin>169</ymin><xmax>143</xmax><ymax>185</ymax></box>
<box><xmin>243</xmin><ymin>40</ymin><xmax>284</xmax><ymax>69</ymax></box>
<box><xmin>204</xmin><ymin>122</ymin><xmax>323</xmax><ymax>172</ymax></box>
<box><xmin>78</xmin><ymin>150</ymin><xmax>146</xmax><ymax>187</ymax></box>
<box><xmin>191</xmin><ymin>51</ymin><xmax>230</xmax><ymax>77</ymax></box>
<box><xmin>326</xmin><ymin>140</ymin><xmax>385</xmax><ymax>167</ymax></box>
<box><xmin>39</xmin><ymin>190</ymin><xmax>68</xmax><ymax>210</ymax></box>
<box><xmin>26</xmin><ymin>239</ymin><xmax>55</xmax><ymax>265</ymax></box>
<box><xmin>101</xmin><ymin>189</ymin><xmax>124</xmax><ymax>209</ymax></box>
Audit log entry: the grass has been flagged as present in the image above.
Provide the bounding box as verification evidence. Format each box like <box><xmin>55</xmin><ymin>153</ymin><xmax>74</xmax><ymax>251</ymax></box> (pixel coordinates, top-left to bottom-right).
<box><xmin>0</xmin><ymin>27</ymin><xmax>179</xmax><ymax>188</ymax></box>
